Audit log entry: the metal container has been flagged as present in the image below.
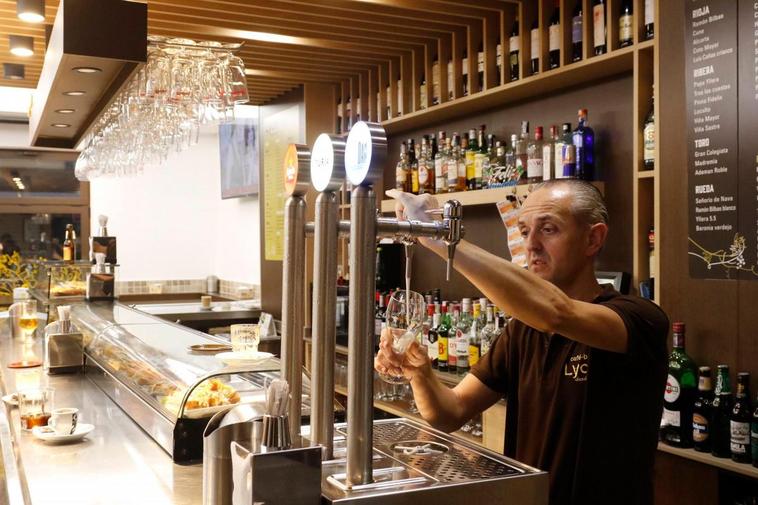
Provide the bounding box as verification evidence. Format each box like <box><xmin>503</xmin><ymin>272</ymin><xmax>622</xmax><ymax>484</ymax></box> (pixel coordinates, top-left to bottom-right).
<box><xmin>207</xmin><ymin>275</ymin><xmax>219</xmax><ymax>294</ymax></box>
<box><xmin>44</xmin><ymin>321</ymin><xmax>84</xmax><ymax>374</ymax></box>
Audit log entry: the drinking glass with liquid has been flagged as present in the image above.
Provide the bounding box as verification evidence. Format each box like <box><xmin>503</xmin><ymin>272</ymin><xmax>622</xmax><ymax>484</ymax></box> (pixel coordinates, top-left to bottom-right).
<box><xmin>378</xmin><ymin>290</ymin><xmax>426</xmax><ymax>384</ymax></box>
<box><xmin>18</xmin><ymin>387</ymin><xmax>54</xmax><ymax>431</ymax></box>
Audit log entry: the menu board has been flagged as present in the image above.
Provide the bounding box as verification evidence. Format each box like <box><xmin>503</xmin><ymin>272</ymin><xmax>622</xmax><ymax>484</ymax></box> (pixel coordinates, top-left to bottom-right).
<box><xmin>686</xmin><ymin>0</ymin><xmax>758</xmax><ymax>279</ymax></box>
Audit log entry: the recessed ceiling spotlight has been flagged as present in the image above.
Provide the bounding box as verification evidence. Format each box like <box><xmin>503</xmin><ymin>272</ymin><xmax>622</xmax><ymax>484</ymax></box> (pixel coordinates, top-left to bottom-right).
<box><xmin>9</xmin><ymin>35</ymin><xmax>34</xmax><ymax>57</ymax></box>
<box><xmin>51</xmin><ymin>123</ymin><xmax>70</xmax><ymax>128</ymax></box>
<box><xmin>63</xmin><ymin>90</ymin><xmax>86</xmax><ymax>96</ymax></box>
<box><xmin>17</xmin><ymin>0</ymin><xmax>45</xmax><ymax>23</ymax></box>
<box><xmin>12</xmin><ymin>177</ymin><xmax>21</xmax><ymax>182</ymax></box>
<box><xmin>54</xmin><ymin>108</ymin><xmax>75</xmax><ymax>114</ymax></box>
<box><xmin>2</xmin><ymin>63</ymin><xmax>25</xmax><ymax>80</ymax></box>
<box><xmin>72</xmin><ymin>66</ymin><xmax>101</xmax><ymax>74</ymax></box>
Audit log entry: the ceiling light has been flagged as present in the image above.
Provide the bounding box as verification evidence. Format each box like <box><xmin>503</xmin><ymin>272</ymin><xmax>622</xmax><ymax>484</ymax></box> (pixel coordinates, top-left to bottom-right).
<box><xmin>12</xmin><ymin>177</ymin><xmax>21</xmax><ymax>182</ymax></box>
<box><xmin>72</xmin><ymin>66</ymin><xmax>101</xmax><ymax>74</ymax></box>
<box><xmin>17</xmin><ymin>0</ymin><xmax>45</xmax><ymax>23</ymax></box>
<box><xmin>55</xmin><ymin>108</ymin><xmax>75</xmax><ymax>114</ymax></box>
<box><xmin>51</xmin><ymin>123</ymin><xmax>70</xmax><ymax>128</ymax></box>
<box><xmin>63</xmin><ymin>90</ymin><xmax>85</xmax><ymax>96</ymax></box>
<box><xmin>3</xmin><ymin>63</ymin><xmax>25</xmax><ymax>80</ymax></box>
<box><xmin>9</xmin><ymin>35</ymin><xmax>34</xmax><ymax>57</ymax></box>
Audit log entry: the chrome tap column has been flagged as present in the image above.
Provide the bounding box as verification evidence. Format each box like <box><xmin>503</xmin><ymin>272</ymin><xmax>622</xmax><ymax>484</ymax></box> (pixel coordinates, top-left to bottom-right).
<box><xmin>309</xmin><ymin>134</ymin><xmax>346</xmax><ymax>460</ymax></box>
<box><xmin>281</xmin><ymin>144</ymin><xmax>311</xmax><ymax>444</ymax></box>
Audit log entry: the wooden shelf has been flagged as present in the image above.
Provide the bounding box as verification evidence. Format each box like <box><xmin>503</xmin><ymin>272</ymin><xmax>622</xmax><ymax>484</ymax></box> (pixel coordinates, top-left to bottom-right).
<box><xmin>637</xmin><ymin>38</ymin><xmax>655</xmax><ymax>51</ymax></box>
<box><xmin>657</xmin><ymin>443</ymin><xmax>758</xmax><ymax>480</ymax></box>
<box><xmin>379</xmin><ymin>182</ymin><xmax>605</xmax><ymax>213</ymax></box>
<box><xmin>381</xmin><ymin>45</ymin><xmax>636</xmax><ymax>135</ymax></box>
<box><xmin>637</xmin><ymin>171</ymin><xmax>656</xmax><ymax>179</ymax></box>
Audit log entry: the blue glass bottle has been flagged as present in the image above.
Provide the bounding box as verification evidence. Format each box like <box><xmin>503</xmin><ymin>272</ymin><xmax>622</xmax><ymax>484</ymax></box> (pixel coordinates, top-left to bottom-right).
<box><xmin>572</xmin><ymin>109</ymin><xmax>595</xmax><ymax>180</ymax></box>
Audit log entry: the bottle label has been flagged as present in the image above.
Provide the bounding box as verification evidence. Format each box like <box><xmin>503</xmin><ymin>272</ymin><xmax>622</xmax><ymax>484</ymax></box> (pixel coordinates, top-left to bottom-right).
<box><xmin>543</xmin><ymin>144</ymin><xmax>553</xmax><ymax>181</ymax></box>
<box><xmin>458</xmin><ymin>159</ymin><xmax>467</xmax><ymax>179</ymax></box>
<box><xmin>481</xmin><ymin>338</ymin><xmax>491</xmax><ymax>356</ymax></box>
<box><xmin>593</xmin><ymin>5</ymin><xmax>606</xmax><ymax>48</ymax></box>
<box><xmin>731</xmin><ymin>421</ymin><xmax>750</xmax><ymax>451</ymax></box>
<box><xmin>466</xmin><ymin>152</ymin><xmax>476</xmax><ymax>180</ymax></box>
<box><xmin>549</xmin><ymin>25</ymin><xmax>560</xmax><ymax>52</ymax></box>
<box><xmin>530</xmin><ymin>29</ymin><xmax>540</xmax><ymax>60</ymax></box>
<box><xmin>474</xmin><ymin>155</ymin><xmax>484</xmax><ymax>178</ymax></box>
<box><xmin>419</xmin><ymin>83</ymin><xmax>427</xmax><ymax>109</ymax></box>
<box><xmin>561</xmin><ymin>144</ymin><xmax>576</xmax><ymax>178</ymax></box>
<box><xmin>456</xmin><ymin>336</ymin><xmax>468</xmax><ymax>354</ymax></box>
<box><xmin>664</xmin><ymin>374</ymin><xmax>681</xmax><ymax>403</ymax></box>
<box><xmin>478</xmin><ymin>52</ymin><xmax>484</xmax><ymax>73</ymax></box>
<box><xmin>448</xmin><ymin>159</ymin><xmax>458</xmax><ymax>186</ymax></box>
<box><xmin>435</xmin><ymin>159</ymin><xmax>447</xmax><ymax>192</ymax></box>
<box><xmin>527</xmin><ymin>158</ymin><xmax>543</xmax><ymax>178</ymax></box>
<box><xmin>448</xmin><ymin>338</ymin><xmax>457</xmax><ymax>365</ymax></box>
<box><xmin>510</xmin><ymin>35</ymin><xmax>520</xmax><ymax>53</ymax></box>
<box><xmin>375</xmin><ymin>319</ymin><xmax>382</xmax><ymax>337</ymax></box>
<box><xmin>572</xmin><ymin>16</ymin><xmax>583</xmax><ymax>43</ymax></box>
<box><xmin>462</xmin><ymin>57</ymin><xmax>468</xmax><ymax>76</ymax></box>
<box><xmin>428</xmin><ymin>336</ymin><xmax>439</xmax><ymax>360</ymax></box>
<box><xmin>663</xmin><ymin>407</ymin><xmax>680</xmax><ymax>428</ymax></box>
<box><xmin>63</xmin><ymin>247</ymin><xmax>73</xmax><ymax>261</ymax></box>
<box><xmin>469</xmin><ymin>345</ymin><xmax>480</xmax><ymax>366</ymax></box>
<box><xmin>645</xmin><ymin>0</ymin><xmax>654</xmax><ymax>25</ymax></box>
<box><xmin>418</xmin><ymin>165</ymin><xmax>429</xmax><ymax>185</ymax></box>
<box><xmin>447</xmin><ymin>61</ymin><xmax>454</xmax><ymax>99</ymax></box>
<box><xmin>438</xmin><ymin>336</ymin><xmax>448</xmax><ymax>361</ymax></box>
<box><xmin>554</xmin><ymin>142</ymin><xmax>565</xmax><ymax>179</ymax></box>
<box><xmin>619</xmin><ymin>15</ymin><xmax>633</xmax><ymax>42</ymax></box>
<box><xmin>644</xmin><ymin>123</ymin><xmax>655</xmax><ymax>162</ymax></box>
<box><xmin>693</xmin><ymin>413</ymin><xmax>709</xmax><ymax>442</ymax></box>
<box><xmin>396</xmin><ymin>167</ymin><xmax>407</xmax><ymax>185</ymax></box>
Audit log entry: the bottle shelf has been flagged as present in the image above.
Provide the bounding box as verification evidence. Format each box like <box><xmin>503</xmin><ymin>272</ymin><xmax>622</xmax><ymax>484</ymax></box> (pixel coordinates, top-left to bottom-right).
<box><xmin>378</xmin><ymin>181</ymin><xmax>605</xmax><ymax>213</ymax></box>
<box><xmin>380</xmin><ymin>45</ymin><xmax>637</xmax><ymax>136</ymax></box>
<box><xmin>657</xmin><ymin>443</ymin><xmax>758</xmax><ymax>480</ymax></box>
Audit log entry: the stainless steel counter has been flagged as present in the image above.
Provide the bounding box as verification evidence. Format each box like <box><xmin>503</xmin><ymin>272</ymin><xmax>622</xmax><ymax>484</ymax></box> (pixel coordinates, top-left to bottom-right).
<box><xmin>0</xmin><ymin>313</ymin><xmax>204</xmax><ymax>505</ymax></box>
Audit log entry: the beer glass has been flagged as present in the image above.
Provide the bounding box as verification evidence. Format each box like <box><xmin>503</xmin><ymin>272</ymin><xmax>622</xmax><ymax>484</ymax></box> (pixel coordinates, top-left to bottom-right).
<box><xmin>10</xmin><ymin>300</ymin><xmax>38</xmax><ymax>338</ymax></box>
<box><xmin>378</xmin><ymin>290</ymin><xmax>426</xmax><ymax>384</ymax></box>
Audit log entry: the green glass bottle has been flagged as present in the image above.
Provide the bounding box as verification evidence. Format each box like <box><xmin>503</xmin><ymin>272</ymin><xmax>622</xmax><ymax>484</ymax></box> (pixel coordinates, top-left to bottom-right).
<box><xmin>662</xmin><ymin>322</ymin><xmax>698</xmax><ymax>447</ymax></box>
<box><xmin>712</xmin><ymin>365</ymin><xmax>734</xmax><ymax>458</ymax></box>
<box><xmin>730</xmin><ymin>372</ymin><xmax>752</xmax><ymax>463</ymax></box>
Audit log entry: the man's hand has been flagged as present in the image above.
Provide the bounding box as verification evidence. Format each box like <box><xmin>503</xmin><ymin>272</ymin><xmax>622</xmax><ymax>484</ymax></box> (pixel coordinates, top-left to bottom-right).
<box><xmin>374</xmin><ymin>327</ymin><xmax>433</xmax><ymax>383</ymax></box>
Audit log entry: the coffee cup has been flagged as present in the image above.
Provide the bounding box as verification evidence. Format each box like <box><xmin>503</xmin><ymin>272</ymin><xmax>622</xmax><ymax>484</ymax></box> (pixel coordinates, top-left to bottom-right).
<box><xmin>48</xmin><ymin>407</ymin><xmax>78</xmax><ymax>435</ymax></box>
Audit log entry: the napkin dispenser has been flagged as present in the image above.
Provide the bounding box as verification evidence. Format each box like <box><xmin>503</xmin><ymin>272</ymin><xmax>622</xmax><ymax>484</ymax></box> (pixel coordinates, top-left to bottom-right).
<box><xmin>44</xmin><ymin>321</ymin><xmax>84</xmax><ymax>374</ymax></box>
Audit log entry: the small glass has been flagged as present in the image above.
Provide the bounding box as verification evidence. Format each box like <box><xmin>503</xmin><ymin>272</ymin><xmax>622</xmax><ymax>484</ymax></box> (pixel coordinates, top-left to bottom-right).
<box><xmin>230</xmin><ymin>324</ymin><xmax>259</xmax><ymax>353</ymax></box>
<box><xmin>10</xmin><ymin>300</ymin><xmax>38</xmax><ymax>339</ymax></box>
<box><xmin>18</xmin><ymin>387</ymin><xmax>54</xmax><ymax>431</ymax></box>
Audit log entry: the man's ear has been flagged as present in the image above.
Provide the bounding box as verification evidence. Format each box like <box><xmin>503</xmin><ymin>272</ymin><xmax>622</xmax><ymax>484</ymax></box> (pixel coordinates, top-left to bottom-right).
<box><xmin>586</xmin><ymin>222</ymin><xmax>608</xmax><ymax>257</ymax></box>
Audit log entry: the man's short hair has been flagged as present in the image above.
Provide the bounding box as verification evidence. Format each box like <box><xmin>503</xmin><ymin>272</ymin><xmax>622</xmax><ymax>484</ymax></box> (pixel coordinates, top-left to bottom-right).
<box><xmin>533</xmin><ymin>179</ymin><xmax>609</xmax><ymax>226</ymax></box>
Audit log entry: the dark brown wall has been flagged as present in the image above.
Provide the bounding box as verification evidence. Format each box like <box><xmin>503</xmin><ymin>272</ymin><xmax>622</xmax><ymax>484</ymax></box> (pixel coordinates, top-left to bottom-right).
<box><xmin>659</xmin><ymin>0</ymin><xmax>758</xmax><ymax>395</ymax></box>
<box><xmin>382</xmin><ymin>74</ymin><xmax>635</xmax><ymax>300</ymax></box>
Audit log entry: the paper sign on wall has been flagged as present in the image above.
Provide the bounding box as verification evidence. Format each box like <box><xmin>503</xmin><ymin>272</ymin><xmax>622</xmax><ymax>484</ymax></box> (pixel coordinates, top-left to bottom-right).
<box><xmin>497</xmin><ymin>199</ymin><xmax>527</xmax><ymax>268</ymax></box>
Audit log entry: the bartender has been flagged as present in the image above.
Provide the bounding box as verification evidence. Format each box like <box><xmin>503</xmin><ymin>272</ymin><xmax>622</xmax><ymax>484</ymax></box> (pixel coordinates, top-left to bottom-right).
<box><xmin>376</xmin><ymin>179</ymin><xmax>669</xmax><ymax>505</ymax></box>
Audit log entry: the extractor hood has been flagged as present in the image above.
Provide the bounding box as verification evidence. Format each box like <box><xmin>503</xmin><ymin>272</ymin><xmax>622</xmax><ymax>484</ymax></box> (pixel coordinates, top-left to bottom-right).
<box><xmin>29</xmin><ymin>0</ymin><xmax>147</xmax><ymax>149</ymax></box>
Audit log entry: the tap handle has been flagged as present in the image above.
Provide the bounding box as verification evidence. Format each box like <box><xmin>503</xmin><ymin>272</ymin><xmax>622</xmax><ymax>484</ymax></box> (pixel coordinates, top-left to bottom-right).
<box><xmin>442</xmin><ymin>200</ymin><xmax>463</xmax><ymax>281</ymax></box>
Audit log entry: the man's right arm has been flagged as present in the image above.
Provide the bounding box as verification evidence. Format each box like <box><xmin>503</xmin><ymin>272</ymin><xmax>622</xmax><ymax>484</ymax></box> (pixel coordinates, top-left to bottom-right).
<box><xmin>376</xmin><ymin>335</ymin><xmax>503</xmax><ymax>433</ymax></box>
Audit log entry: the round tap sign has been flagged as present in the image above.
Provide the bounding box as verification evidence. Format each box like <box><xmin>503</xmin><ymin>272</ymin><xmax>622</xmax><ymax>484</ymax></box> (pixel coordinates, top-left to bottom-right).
<box><xmin>283</xmin><ymin>143</ymin><xmax>299</xmax><ymax>196</ymax></box>
<box><xmin>345</xmin><ymin>121</ymin><xmax>372</xmax><ymax>186</ymax></box>
<box><xmin>310</xmin><ymin>133</ymin><xmax>335</xmax><ymax>192</ymax></box>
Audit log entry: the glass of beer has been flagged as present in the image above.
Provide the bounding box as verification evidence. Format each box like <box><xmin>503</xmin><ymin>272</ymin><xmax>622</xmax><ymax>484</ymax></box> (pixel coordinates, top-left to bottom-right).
<box><xmin>17</xmin><ymin>300</ymin><xmax>38</xmax><ymax>338</ymax></box>
<box><xmin>18</xmin><ymin>387</ymin><xmax>54</xmax><ymax>431</ymax></box>
<box><xmin>378</xmin><ymin>290</ymin><xmax>426</xmax><ymax>385</ymax></box>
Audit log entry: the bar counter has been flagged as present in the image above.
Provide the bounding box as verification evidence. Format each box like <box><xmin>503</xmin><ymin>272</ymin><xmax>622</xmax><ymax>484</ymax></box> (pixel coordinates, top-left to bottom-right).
<box><xmin>0</xmin><ymin>309</ymin><xmax>205</xmax><ymax>505</ymax></box>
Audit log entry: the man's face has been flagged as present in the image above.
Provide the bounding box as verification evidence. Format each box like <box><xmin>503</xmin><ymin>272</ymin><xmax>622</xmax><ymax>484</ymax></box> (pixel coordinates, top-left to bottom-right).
<box><xmin>517</xmin><ymin>186</ymin><xmax>600</xmax><ymax>287</ymax></box>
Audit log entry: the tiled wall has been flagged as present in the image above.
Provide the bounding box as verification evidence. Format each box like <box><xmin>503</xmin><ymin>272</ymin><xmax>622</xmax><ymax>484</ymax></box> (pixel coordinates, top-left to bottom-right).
<box><xmin>115</xmin><ymin>278</ymin><xmax>259</xmax><ymax>299</ymax></box>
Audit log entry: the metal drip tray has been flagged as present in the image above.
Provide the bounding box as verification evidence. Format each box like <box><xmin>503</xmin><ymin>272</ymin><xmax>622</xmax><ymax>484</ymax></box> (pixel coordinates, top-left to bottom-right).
<box><xmin>322</xmin><ymin>418</ymin><xmax>549</xmax><ymax>504</ymax></box>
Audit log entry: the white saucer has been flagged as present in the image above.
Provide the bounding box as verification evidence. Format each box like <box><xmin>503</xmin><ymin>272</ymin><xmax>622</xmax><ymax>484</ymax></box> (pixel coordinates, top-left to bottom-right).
<box><xmin>216</xmin><ymin>351</ymin><xmax>274</xmax><ymax>366</ymax></box>
<box><xmin>2</xmin><ymin>393</ymin><xmax>18</xmax><ymax>407</ymax></box>
<box><xmin>32</xmin><ymin>423</ymin><xmax>94</xmax><ymax>444</ymax></box>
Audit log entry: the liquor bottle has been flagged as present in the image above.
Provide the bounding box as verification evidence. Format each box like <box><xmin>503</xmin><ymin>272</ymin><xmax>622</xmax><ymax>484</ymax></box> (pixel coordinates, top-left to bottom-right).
<box><xmin>395</xmin><ymin>142</ymin><xmax>410</xmax><ymax>192</ymax></box>
<box><xmin>559</xmin><ymin>123</ymin><xmax>576</xmax><ymax>178</ymax></box>
<box><xmin>408</xmin><ymin>139</ymin><xmax>419</xmax><ymax>194</ymax></box>
<box><xmin>572</xmin><ymin>0</ymin><xmax>583</xmax><ymax>62</ymax></box>
<box><xmin>549</xmin><ymin>0</ymin><xmax>561</xmax><ymax>69</ymax></box>
<box><xmin>374</xmin><ymin>291</ymin><xmax>386</xmax><ymax>339</ymax></box>
<box><xmin>419</xmin><ymin>135</ymin><xmax>435</xmax><ymax>195</ymax></box>
<box><xmin>712</xmin><ymin>365</ymin><xmax>734</xmax><ymax>458</ymax></box>
<box><xmin>62</xmin><ymin>224</ymin><xmax>76</xmax><ymax>261</ymax></box>
<box><xmin>462</xmin><ymin>49</ymin><xmax>469</xmax><ymax>96</ymax></box>
<box><xmin>421</xmin><ymin>303</ymin><xmax>435</xmax><ymax>351</ymax></box>
<box><xmin>509</xmin><ymin>18</ymin><xmax>520</xmax><ymax>81</ymax></box>
<box><xmin>481</xmin><ymin>305</ymin><xmax>499</xmax><ymax>357</ymax></box>
<box><xmin>484</xmin><ymin>134</ymin><xmax>496</xmax><ymax>188</ymax></box>
<box><xmin>496</xmin><ymin>36</ymin><xmax>503</xmax><ymax>84</ymax></box>
<box><xmin>662</xmin><ymin>322</ymin><xmax>697</xmax><ymax>448</ymax></box>
<box><xmin>527</xmin><ymin>126</ymin><xmax>544</xmax><ymax>184</ymax></box>
<box><xmin>465</xmin><ymin>129</ymin><xmax>478</xmax><ymax>190</ymax></box>
<box><xmin>693</xmin><ymin>366</ymin><xmax>714</xmax><ymax>453</ymax></box>
<box><xmin>428</xmin><ymin>309</ymin><xmax>441</xmax><ymax>368</ymax></box>
<box><xmin>731</xmin><ymin>372</ymin><xmax>752</xmax><ymax>463</ymax></box>
<box><xmin>456</xmin><ymin>135</ymin><xmax>468</xmax><ymax>191</ymax></box>
<box><xmin>530</xmin><ymin>19</ymin><xmax>540</xmax><ymax>75</ymax></box>
<box><xmin>468</xmin><ymin>302</ymin><xmax>482</xmax><ymax>369</ymax></box>
<box><xmin>643</xmin><ymin>87</ymin><xmax>655</xmax><ymax>170</ymax></box>
<box><xmin>336</xmin><ymin>96</ymin><xmax>343</xmax><ymax>134</ymax></box>
<box><xmin>490</xmin><ymin>140</ymin><xmax>505</xmax><ymax>187</ymax></box>
<box><xmin>572</xmin><ymin>109</ymin><xmax>595</xmax><ymax>180</ymax></box>
<box><xmin>432</xmin><ymin>55</ymin><xmax>440</xmax><ymax>105</ymax></box>
<box><xmin>473</xmin><ymin>126</ymin><xmax>488</xmax><ymax>190</ymax></box>
<box><xmin>477</xmin><ymin>42</ymin><xmax>485</xmax><ymax>93</ymax></box>
<box><xmin>619</xmin><ymin>0</ymin><xmax>633</xmax><ymax>48</ymax></box>
<box><xmin>593</xmin><ymin>0</ymin><xmax>607</xmax><ymax>55</ymax></box>
<box><xmin>543</xmin><ymin>125</ymin><xmax>558</xmax><ymax>181</ymax></box>
<box><xmin>437</xmin><ymin>303</ymin><xmax>451</xmax><ymax>372</ymax></box>
<box><xmin>447</xmin><ymin>134</ymin><xmax>460</xmax><ymax>192</ymax></box>
<box><xmin>516</xmin><ymin>122</ymin><xmax>530</xmax><ymax>181</ymax></box>
<box><xmin>507</xmin><ymin>134</ymin><xmax>519</xmax><ymax>182</ymax></box>
<box><xmin>447</xmin><ymin>304</ymin><xmax>460</xmax><ymax>373</ymax></box>
<box><xmin>751</xmin><ymin>394</ymin><xmax>758</xmax><ymax>468</ymax></box>
<box><xmin>419</xmin><ymin>72</ymin><xmax>427</xmax><ymax>110</ymax></box>
<box><xmin>648</xmin><ymin>227</ymin><xmax>656</xmax><ymax>291</ymax></box>
<box><xmin>644</xmin><ymin>0</ymin><xmax>654</xmax><ymax>40</ymax></box>
<box><xmin>386</xmin><ymin>84</ymin><xmax>391</xmax><ymax>119</ymax></box>
<box><xmin>447</xmin><ymin>57</ymin><xmax>454</xmax><ymax>100</ymax></box>
<box><xmin>396</xmin><ymin>75</ymin><xmax>403</xmax><ymax>117</ymax></box>
<box><xmin>435</xmin><ymin>131</ymin><xmax>448</xmax><ymax>194</ymax></box>
<box><xmin>456</xmin><ymin>299</ymin><xmax>473</xmax><ymax>377</ymax></box>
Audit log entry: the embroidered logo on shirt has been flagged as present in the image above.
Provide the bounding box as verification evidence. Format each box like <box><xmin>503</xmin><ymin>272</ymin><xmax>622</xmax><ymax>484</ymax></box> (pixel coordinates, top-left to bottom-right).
<box><xmin>564</xmin><ymin>353</ymin><xmax>589</xmax><ymax>382</ymax></box>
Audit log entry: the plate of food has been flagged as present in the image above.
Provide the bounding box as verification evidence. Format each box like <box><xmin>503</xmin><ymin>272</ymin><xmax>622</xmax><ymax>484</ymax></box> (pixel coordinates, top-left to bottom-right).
<box><xmin>161</xmin><ymin>379</ymin><xmax>242</xmax><ymax>419</ymax></box>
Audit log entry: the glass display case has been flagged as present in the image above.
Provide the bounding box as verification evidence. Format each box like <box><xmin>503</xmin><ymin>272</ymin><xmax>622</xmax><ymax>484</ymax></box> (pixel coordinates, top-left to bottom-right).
<box><xmin>31</xmin><ymin>260</ymin><xmax>91</xmax><ymax>301</ymax></box>
<box><xmin>69</xmin><ymin>303</ymin><xmax>285</xmax><ymax>462</ymax></box>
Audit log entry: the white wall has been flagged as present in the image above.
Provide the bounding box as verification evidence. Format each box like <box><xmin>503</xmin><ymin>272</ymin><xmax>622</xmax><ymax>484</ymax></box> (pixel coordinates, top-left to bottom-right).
<box><xmin>89</xmin><ymin>107</ymin><xmax>261</xmax><ymax>284</ymax></box>
<box><xmin>0</xmin><ymin>121</ymin><xmax>30</xmax><ymax>148</ymax></box>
